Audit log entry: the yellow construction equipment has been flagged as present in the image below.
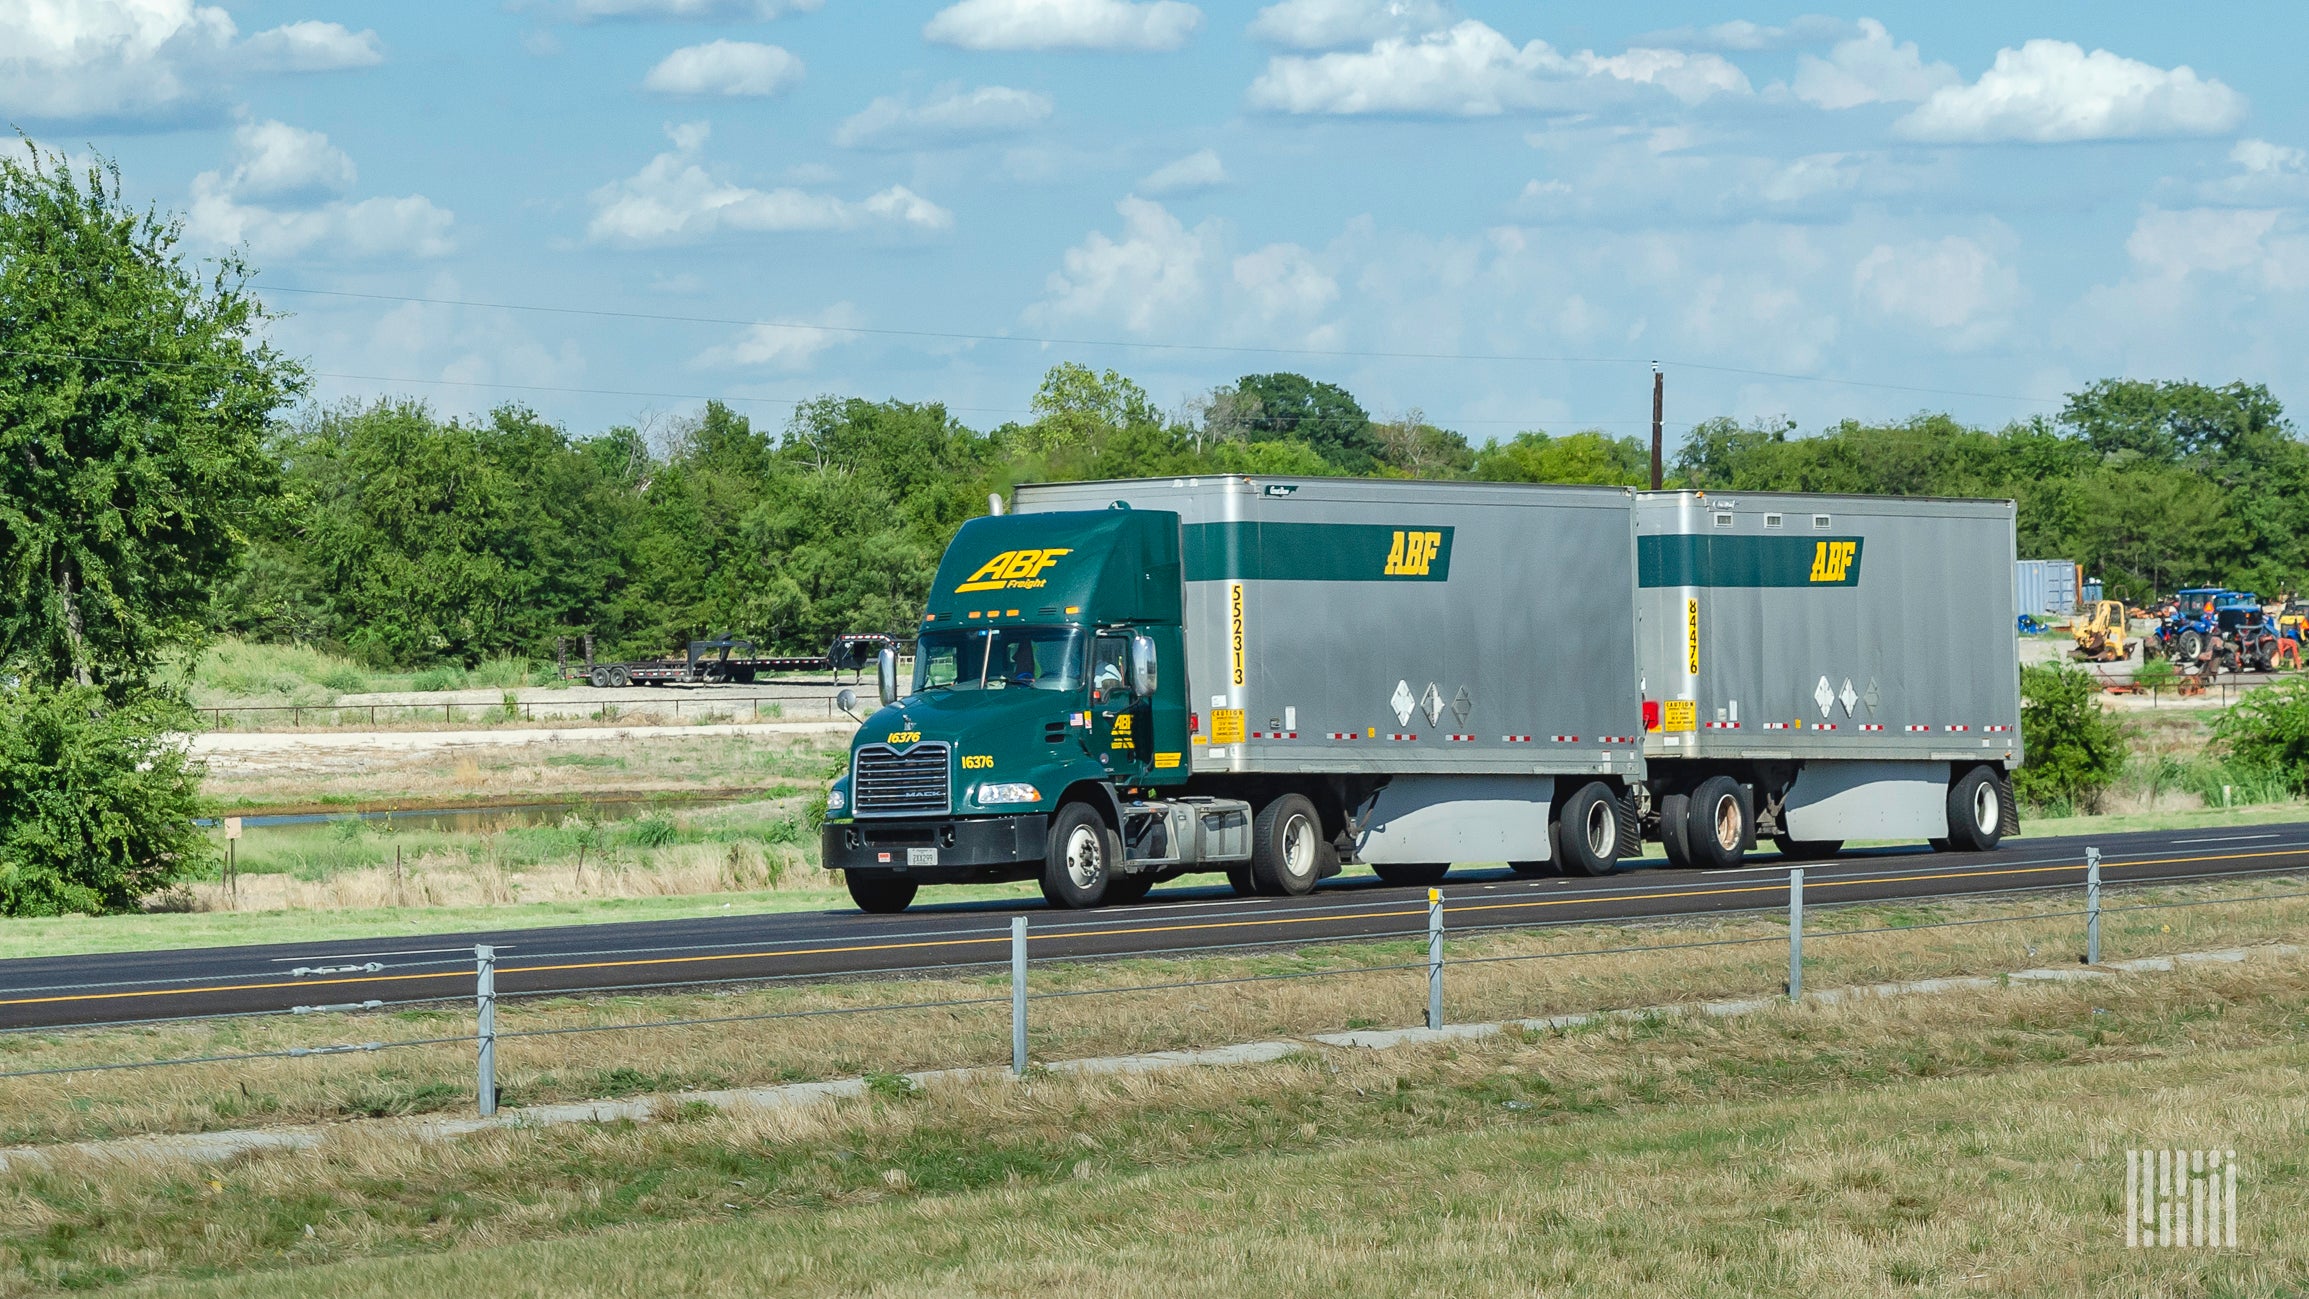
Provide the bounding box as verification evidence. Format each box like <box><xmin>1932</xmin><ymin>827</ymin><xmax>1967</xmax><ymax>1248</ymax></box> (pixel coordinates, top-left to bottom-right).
<box><xmin>2070</xmin><ymin>599</ymin><xmax>2130</xmax><ymax>662</ymax></box>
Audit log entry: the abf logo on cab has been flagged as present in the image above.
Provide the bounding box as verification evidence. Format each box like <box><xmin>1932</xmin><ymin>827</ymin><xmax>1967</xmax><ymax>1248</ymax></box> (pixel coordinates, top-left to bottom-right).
<box><xmin>956</xmin><ymin>549</ymin><xmax>1071</xmax><ymax>593</ymax></box>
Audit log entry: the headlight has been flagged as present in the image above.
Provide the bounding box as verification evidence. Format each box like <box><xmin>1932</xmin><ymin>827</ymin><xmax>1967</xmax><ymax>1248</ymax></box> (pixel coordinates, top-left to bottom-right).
<box><xmin>977</xmin><ymin>783</ymin><xmax>1041</xmax><ymax>805</ymax></box>
<box><xmin>825</xmin><ymin>788</ymin><xmax>846</xmax><ymax>811</ymax></box>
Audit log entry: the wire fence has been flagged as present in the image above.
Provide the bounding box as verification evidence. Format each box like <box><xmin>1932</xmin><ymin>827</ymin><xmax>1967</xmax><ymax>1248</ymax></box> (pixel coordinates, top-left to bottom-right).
<box><xmin>192</xmin><ymin>693</ymin><xmax>855</xmax><ymax>730</ymax></box>
<box><xmin>2</xmin><ymin>849</ymin><xmax>2303</xmax><ymax>1125</ymax></box>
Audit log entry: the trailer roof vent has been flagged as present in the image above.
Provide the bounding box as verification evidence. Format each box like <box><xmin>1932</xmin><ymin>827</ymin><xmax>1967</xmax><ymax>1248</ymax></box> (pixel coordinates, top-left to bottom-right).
<box><xmin>1763</xmin><ymin>513</ymin><xmax>1783</xmax><ymax>529</ymax></box>
<box><xmin>1813</xmin><ymin>513</ymin><xmax>1832</xmax><ymax>529</ymax></box>
<box><xmin>1712</xmin><ymin>511</ymin><xmax>1735</xmax><ymax>528</ymax></box>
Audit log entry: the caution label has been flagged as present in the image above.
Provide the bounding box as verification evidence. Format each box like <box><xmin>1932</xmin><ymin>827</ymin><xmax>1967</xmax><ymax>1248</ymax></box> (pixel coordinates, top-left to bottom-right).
<box><xmin>1210</xmin><ymin>709</ymin><xmax>1246</xmax><ymax>744</ymax></box>
<box><xmin>1662</xmin><ymin>700</ymin><xmax>1696</xmax><ymax>733</ymax></box>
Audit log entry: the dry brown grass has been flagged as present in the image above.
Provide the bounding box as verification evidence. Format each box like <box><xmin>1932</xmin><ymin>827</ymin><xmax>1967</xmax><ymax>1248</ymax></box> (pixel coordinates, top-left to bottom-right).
<box><xmin>3</xmin><ymin>873</ymin><xmax>2302</xmax><ymax>1150</ymax></box>
<box><xmin>6</xmin><ymin>958</ymin><xmax>2306</xmax><ymax>1296</ymax></box>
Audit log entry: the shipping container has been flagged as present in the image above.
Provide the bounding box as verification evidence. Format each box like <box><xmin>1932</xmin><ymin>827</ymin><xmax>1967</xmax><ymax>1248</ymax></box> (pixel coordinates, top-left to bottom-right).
<box><xmin>2014</xmin><ymin>558</ymin><xmax>2080</xmax><ymax>617</ymax></box>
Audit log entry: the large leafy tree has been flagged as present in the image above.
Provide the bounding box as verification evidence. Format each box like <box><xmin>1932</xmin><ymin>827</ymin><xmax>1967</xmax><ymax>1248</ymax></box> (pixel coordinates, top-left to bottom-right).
<box><xmin>0</xmin><ymin>143</ymin><xmax>301</xmax><ymax>690</ymax></box>
<box><xmin>1227</xmin><ymin>372</ymin><xmax>1383</xmax><ymax>473</ymax></box>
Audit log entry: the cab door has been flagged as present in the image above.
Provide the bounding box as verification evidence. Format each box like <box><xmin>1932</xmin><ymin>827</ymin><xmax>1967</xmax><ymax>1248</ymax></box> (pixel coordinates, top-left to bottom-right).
<box><xmin>1089</xmin><ymin>632</ymin><xmax>1152</xmax><ymax>784</ymax></box>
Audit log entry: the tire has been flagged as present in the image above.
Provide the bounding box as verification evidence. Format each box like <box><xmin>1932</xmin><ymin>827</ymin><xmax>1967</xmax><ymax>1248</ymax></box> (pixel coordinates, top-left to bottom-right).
<box><xmin>609</xmin><ymin>665</ymin><xmax>632</xmax><ymax>688</ymax></box>
<box><xmin>1225</xmin><ymin>866</ymin><xmax>1256</xmax><ymax>897</ymax></box>
<box><xmin>587</xmin><ymin>666</ymin><xmax>611</xmax><ymax>688</ymax></box>
<box><xmin>1103</xmin><ymin>873</ymin><xmax>1155</xmax><ymax>905</ymax></box>
<box><xmin>1248</xmin><ymin>794</ymin><xmax>1324</xmax><ymax>896</ymax></box>
<box><xmin>1371</xmin><ymin>862</ymin><xmax>1449</xmax><ymax>887</ymax></box>
<box><xmin>845</xmin><ymin>874</ymin><xmax>917</xmax><ymax>914</ymax></box>
<box><xmin>1040</xmin><ymin>802</ymin><xmax>1117</xmax><ymax>909</ymax></box>
<box><xmin>1929</xmin><ymin>838</ymin><xmax>1952</xmax><ymax>852</ymax></box>
<box><xmin>1944</xmin><ymin>766</ymin><xmax>2009</xmax><ymax>852</ymax></box>
<box><xmin>1685</xmin><ymin>775</ymin><xmax>1751</xmax><ymax>869</ymax></box>
<box><xmin>1554</xmin><ymin>781</ymin><xmax>1626</xmax><ymax>877</ymax></box>
<box><xmin>1773</xmin><ymin>835</ymin><xmax>1843</xmax><ymax>861</ymax></box>
<box><xmin>1508</xmin><ymin>860</ymin><xmax>1553</xmax><ymax>878</ymax></box>
<box><xmin>1658</xmin><ymin>791</ymin><xmax>1695</xmax><ymax>869</ymax></box>
<box><xmin>2176</xmin><ymin>630</ymin><xmax>2206</xmax><ymax>661</ymax></box>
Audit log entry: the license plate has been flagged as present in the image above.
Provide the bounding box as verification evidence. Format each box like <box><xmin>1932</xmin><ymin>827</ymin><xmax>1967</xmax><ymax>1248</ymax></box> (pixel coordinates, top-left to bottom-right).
<box><xmin>906</xmin><ymin>847</ymin><xmax>938</xmax><ymax>866</ymax></box>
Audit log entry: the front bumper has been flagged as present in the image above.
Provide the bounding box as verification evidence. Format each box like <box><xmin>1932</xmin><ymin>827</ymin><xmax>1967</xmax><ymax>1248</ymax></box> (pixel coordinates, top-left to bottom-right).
<box><xmin>822</xmin><ymin>813</ymin><xmax>1051</xmax><ymax>884</ymax></box>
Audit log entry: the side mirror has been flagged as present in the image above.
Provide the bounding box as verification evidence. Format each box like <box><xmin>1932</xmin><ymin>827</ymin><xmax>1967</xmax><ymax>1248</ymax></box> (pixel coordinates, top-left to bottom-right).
<box><xmin>1129</xmin><ymin>635</ymin><xmax>1158</xmax><ymax>698</ymax></box>
<box><xmin>835</xmin><ymin>687</ymin><xmax>859</xmax><ymax>718</ymax></box>
<box><xmin>876</xmin><ymin>647</ymin><xmax>899</xmax><ymax>707</ymax></box>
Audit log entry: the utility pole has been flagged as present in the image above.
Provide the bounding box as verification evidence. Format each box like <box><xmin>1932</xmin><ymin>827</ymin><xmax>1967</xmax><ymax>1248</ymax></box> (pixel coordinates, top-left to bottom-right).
<box><xmin>1650</xmin><ymin>362</ymin><xmax>1664</xmax><ymax>490</ymax></box>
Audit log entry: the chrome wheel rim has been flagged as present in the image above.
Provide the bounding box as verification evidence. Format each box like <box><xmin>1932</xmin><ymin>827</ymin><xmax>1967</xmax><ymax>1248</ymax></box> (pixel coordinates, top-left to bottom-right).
<box><xmin>1584</xmin><ymin>800</ymin><xmax>1615</xmax><ymax>858</ymax></box>
<box><xmin>1064</xmin><ymin>824</ymin><xmax>1103</xmax><ymax>889</ymax></box>
<box><xmin>1281</xmin><ymin>814</ymin><xmax>1315</xmax><ymax>881</ymax></box>
<box><xmin>1973</xmin><ymin>781</ymin><xmax>2000</xmax><ymax>835</ymax></box>
<box><xmin>1713</xmin><ymin>795</ymin><xmax>1741</xmax><ymax>852</ymax></box>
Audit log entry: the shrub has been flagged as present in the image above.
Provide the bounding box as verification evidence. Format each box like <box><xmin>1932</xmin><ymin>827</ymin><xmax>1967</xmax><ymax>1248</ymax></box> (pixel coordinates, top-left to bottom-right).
<box><xmin>2014</xmin><ymin>665</ymin><xmax>2127</xmax><ymax>811</ymax></box>
<box><xmin>0</xmin><ymin>685</ymin><xmax>212</xmax><ymax>915</ymax></box>
<box><xmin>411</xmin><ymin>667</ymin><xmax>461</xmax><ymax>692</ymax></box>
<box><xmin>2212</xmin><ymin>677</ymin><xmax>2309</xmax><ymax>793</ymax></box>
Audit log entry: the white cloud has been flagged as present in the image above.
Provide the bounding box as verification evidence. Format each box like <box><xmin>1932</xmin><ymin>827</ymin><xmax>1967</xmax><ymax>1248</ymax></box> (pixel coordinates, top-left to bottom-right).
<box><xmin>587</xmin><ymin>122</ymin><xmax>953</xmax><ymax>245</ymax></box>
<box><xmin>1851</xmin><ymin>235</ymin><xmax>2017</xmax><ymax>334</ymax></box>
<box><xmin>1136</xmin><ymin>148</ymin><xmax>1227</xmax><ymax>195</ymax></box>
<box><xmin>924</xmin><ymin>0</ymin><xmax>1202</xmax><ymax>53</ymax></box>
<box><xmin>834</xmin><ymin>86</ymin><xmax>1054</xmax><ymax>150</ymax></box>
<box><xmin>694</xmin><ymin>304</ymin><xmax>867</xmax><ymax>370</ymax></box>
<box><xmin>1247</xmin><ymin>20</ymin><xmax>1748</xmax><ymax>117</ymax></box>
<box><xmin>239</xmin><ymin>21</ymin><xmax>383</xmax><ymax>72</ymax></box>
<box><xmin>1895</xmin><ymin>41</ymin><xmax>2246</xmax><ymax>144</ymax></box>
<box><xmin>222</xmin><ymin>119</ymin><xmax>356</xmax><ymax>201</ymax></box>
<box><xmin>0</xmin><ymin>2</ymin><xmax>381</xmax><ymax>124</ymax></box>
<box><xmin>521</xmin><ymin>0</ymin><xmax>822</xmax><ymax>22</ymax></box>
<box><xmin>2126</xmin><ymin>208</ymin><xmax>2284</xmax><ymax>280</ymax></box>
<box><xmin>1232</xmin><ymin>243</ymin><xmax>1338</xmax><ymax>318</ymax></box>
<box><xmin>1637</xmin><ymin>16</ymin><xmax>1852</xmax><ymax>52</ymax></box>
<box><xmin>1031</xmin><ymin>197</ymin><xmax>1219</xmax><ymax>332</ymax></box>
<box><xmin>1247</xmin><ymin>0</ymin><xmax>1450</xmax><ymax>51</ymax></box>
<box><xmin>1792</xmin><ymin>19</ymin><xmax>1956</xmax><ymax>110</ymax></box>
<box><xmin>2232</xmin><ymin>139</ymin><xmax>2306</xmax><ymax>175</ymax></box>
<box><xmin>642</xmin><ymin>41</ymin><xmax>803</xmax><ymax>97</ymax></box>
<box><xmin>187</xmin><ymin>123</ymin><xmax>453</xmax><ymax>262</ymax></box>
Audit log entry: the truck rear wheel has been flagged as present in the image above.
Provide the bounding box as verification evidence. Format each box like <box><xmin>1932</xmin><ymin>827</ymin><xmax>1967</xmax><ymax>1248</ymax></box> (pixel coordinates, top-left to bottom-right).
<box><xmin>1658</xmin><ymin>791</ymin><xmax>1694</xmax><ymax>869</ymax></box>
<box><xmin>1041</xmin><ymin>803</ymin><xmax>1117</xmax><ymax>909</ymax></box>
<box><xmin>1686</xmin><ymin>776</ymin><xmax>1751</xmax><ymax>869</ymax></box>
<box><xmin>1249</xmin><ymin>794</ymin><xmax>1324</xmax><ymax>896</ymax></box>
<box><xmin>1371</xmin><ymin>862</ymin><xmax>1448</xmax><ymax>887</ymax></box>
<box><xmin>1944</xmin><ymin>767</ymin><xmax>2010</xmax><ymax>852</ymax></box>
<box><xmin>845</xmin><ymin>874</ymin><xmax>917</xmax><ymax>914</ymax></box>
<box><xmin>1554</xmin><ymin>781</ymin><xmax>1625</xmax><ymax>877</ymax></box>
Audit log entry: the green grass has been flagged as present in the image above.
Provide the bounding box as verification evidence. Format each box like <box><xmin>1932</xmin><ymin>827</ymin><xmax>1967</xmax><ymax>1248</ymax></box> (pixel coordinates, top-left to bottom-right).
<box><xmin>180</xmin><ymin>638</ymin><xmax>561</xmax><ymax>707</ymax></box>
<box><xmin>10</xmin><ymin>959</ymin><xmax>2302</xmax><ymax>1297</ymax></box>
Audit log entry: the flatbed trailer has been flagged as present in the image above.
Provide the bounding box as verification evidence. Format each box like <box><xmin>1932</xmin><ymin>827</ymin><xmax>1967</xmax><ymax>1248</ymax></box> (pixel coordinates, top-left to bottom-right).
<box><xmin>820</xmin><ymin>476</ymin><xmax>2022</xmax><ymax>913</ymax></box>
<box><xmin>555</xmin><ymin>633</ymin><xmax>896</xmax><ymax>687</ymax></box>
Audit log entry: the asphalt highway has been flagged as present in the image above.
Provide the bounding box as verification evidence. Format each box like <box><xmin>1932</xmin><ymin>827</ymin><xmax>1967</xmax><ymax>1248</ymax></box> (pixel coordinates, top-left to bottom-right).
<box><xmin>3</xmin><ymin>821</ymin><xmax>2305</xmax><ymax>1031</ymax></box>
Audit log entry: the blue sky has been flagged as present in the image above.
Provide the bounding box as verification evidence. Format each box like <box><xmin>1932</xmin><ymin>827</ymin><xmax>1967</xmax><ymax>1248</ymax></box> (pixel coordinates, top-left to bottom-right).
<box><xmin>9</xmin><ymin>1</ymin><xmax>2308</xmax><ymax>449</ymax></box>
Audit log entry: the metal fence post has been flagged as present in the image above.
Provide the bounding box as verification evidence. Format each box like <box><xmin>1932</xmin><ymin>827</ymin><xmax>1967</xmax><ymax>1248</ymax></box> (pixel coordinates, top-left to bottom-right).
<box><xmin>2086</xmin><ymin>847</ymin><xmax>2102</xmax><ymax>965</ymax></box>
<box><xmin>476</xmin><ymin>944</ymin><xmax>497</xmax><ymax>1117</ymax></box>
<box><xmin>1787</xmin><ymin>867</ymin><xmax>1805</xmax><ymax>1001</ymax></box>
<box><xmin>1426</xmin><ymin>888</ymin><xmax>1444</xmax><ymax>1030</ymax></box>
<box><xmin>1011</xmin><ymin>917</ymin><xmax>1029</xmax><ymax>1076</ymax></box>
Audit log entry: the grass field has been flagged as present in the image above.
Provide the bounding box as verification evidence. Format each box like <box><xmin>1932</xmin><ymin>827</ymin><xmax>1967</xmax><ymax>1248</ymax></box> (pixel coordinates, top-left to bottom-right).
<box><xmin>2</xmin><ymin>955</ymin><xmax>2300</xmax><ymax>1295</ymax></box>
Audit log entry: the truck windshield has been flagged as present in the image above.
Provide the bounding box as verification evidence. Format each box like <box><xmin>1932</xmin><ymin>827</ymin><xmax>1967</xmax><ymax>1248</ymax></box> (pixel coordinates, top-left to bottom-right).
<box><xmin>913</xmin><ymin>627</ymin><xmax>1084</xmax><ymax>694</ymax></box>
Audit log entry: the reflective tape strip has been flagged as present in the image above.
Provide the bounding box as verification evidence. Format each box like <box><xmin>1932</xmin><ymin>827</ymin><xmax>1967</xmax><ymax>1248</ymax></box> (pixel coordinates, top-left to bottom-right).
<box><xmin>1704</xmin><ymin>721</ymin><xmax>1742</xmax><ymax>730</ymax></box>
<box><xmin>1328</xmin><ymin>732</ymin><xmax>1358</xmax><ymax>741</ymax></box>
<box><xmin>1388</xmin><ymin>733</ymin><xmax>1418</xmax><ymax>741</ymax></box>
<box><xmin>1945</xmin><ymin>724</ymin><xmax>1971</xmax><ymax>732</ymax></box>
<box><xmin>1763</xmin><ymin>722</ymin><xmax>1789</xmax><ymax>730</ymax></box>
<box><xmin>1552</xmin><ymin>735</ymin><xmax>1580</xmax><ymax>743</ymax></box>
<box><xmin>1600</xmin><ymin>735</ymin><xmax>1639</xmax><ymax>745</ymax></box>
<box><xmin>1816</xmin><ymin>723</ymin><xmax>1837</xmax><ymax>730</ymax></box>
<box><xmin>1446</xmin><ymin>734</ymin><xmax>1475</xmax><ymax>742</ymax></box>
<box><xmin>1858</xmin><ymin>724</ymin><xmax>1885</xmax><ymax>731</ymax></box>
<box><xmin>1984</xmin><ymin>725</ymin><xmax>2011</xmax><ymax>732</ymax></box>
<box><xmin>1502</xmin><ymin>735</ymin><xmax>1534</xmax><ymax>743</ymax></box>
<box><xmin>1905</xmin><ymin>725</ymin><xmax>1931</xmax><ymax>732</ymax></box>
<box><xmin>1249</xmin><ymin>732</ymin><xmax>1301</xmax><ymax>739</ymax></box>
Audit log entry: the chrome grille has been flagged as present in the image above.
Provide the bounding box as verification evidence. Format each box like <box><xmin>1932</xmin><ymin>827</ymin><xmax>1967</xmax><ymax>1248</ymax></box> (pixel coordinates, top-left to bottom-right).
<box><xmin>852</xmin><ymin>742</ymin><xmax>951</xmax><ymax>817</ymax></box>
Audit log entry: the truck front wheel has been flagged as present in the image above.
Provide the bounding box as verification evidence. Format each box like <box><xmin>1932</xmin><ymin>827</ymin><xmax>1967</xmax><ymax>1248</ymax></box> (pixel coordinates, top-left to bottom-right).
<box><xmin>1249</xmin><ymin>794</ymin><xmax>1325</xmax><ymax>896</ymax></box>
<box><xmin>846</xmin><ymin>874</ymin><xmax>917</xmax><ymax>914</ymax></box>
<box><xmin>1041</xmin><ymin>803</ymin><xmax>1117</xmax><ymax>909</ymax></box>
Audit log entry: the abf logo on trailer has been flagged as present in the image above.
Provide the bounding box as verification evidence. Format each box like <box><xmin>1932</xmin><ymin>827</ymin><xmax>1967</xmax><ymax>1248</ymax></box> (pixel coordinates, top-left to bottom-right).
<box><xmin>1383</xmin><ymin>529</ymin><xmax>1448</xmax><ymax>577</ymax></box>
<box><xmin>1808</xmin><ymin>539</ymin><xmax>1861</xmax><ymax>584</ymax></box>
<box><xmin>955</xmin><ymin>549</ymin><xmax>1071</xmax><ymax>593</ymax></box>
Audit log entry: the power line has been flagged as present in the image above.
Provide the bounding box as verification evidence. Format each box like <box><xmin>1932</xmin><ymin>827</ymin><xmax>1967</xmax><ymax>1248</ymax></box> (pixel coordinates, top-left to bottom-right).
<box><xmin>253</xmin><ymin>283</ymin><xmax>2068</xmax><ymax>408</ymax></box>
